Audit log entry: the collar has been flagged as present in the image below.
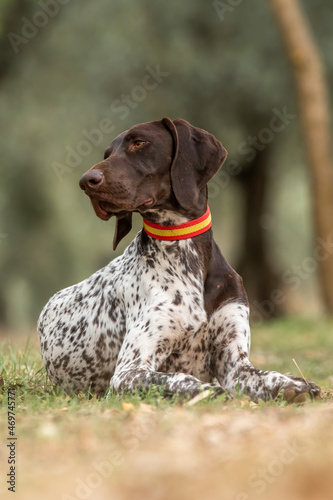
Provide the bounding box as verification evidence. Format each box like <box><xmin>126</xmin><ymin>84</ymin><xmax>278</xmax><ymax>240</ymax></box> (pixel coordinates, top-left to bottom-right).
<box><xmin>143</xmin><ymin>206</ymin><xmax>212</xmax><ymax>241</ymax></box>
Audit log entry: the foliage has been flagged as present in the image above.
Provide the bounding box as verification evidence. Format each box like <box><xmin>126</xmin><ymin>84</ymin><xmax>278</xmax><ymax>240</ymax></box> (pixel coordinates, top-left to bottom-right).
<box><xmin>0</xmin><ymin>0</ymin><xmax>332</xmax><ymax>328</ymax></box>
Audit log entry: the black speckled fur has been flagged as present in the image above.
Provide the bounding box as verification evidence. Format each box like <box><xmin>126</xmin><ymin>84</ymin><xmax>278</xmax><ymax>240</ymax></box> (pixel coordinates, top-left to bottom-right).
<box><xmin>37</xmin><ymin>118</ymin><xmax>320</xmax><ymax>402</ymax></box>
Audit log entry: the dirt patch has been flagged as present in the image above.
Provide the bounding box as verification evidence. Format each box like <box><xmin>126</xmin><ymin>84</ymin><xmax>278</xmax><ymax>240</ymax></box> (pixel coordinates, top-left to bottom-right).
<box><xmin>1</xmin><ymin>402</ymin><xmax>333</xmax><ymax>500</ymax></box>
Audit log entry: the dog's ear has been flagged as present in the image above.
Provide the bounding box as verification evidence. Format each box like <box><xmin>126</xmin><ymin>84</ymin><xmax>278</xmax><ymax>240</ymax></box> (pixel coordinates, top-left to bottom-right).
<box><xmin>162</xmin><ymin>118</ymin><xmax>227</xmax><ymax>210</ymax></box>
<box><xmin>113</xmin><ymin>212</ymin><xmax>132</xmax><ymax>250</ymax></box>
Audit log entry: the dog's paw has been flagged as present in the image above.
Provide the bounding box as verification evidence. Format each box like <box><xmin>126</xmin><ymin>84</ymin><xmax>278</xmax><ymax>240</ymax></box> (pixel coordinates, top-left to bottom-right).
<box><xmin>282</xmin><ymin>378</ymin><xmax>321</xmax><ymax>404</ymax></box>
<box><xmin>199</xmin><ymin>383</ymin><xmax>232</xmax><ymax>401</ymax></box>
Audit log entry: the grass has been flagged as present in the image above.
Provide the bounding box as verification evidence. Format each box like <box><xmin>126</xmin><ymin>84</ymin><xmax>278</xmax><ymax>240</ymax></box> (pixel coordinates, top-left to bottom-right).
<box><xmin>0</xmin><ymin>318</ymin><xmax>333</xmax><ymax>500</ymax></box>
<box><xmin>250</xmin><ymin>317</ymin><xmax>333</xmax><ymax>396</ymax></box>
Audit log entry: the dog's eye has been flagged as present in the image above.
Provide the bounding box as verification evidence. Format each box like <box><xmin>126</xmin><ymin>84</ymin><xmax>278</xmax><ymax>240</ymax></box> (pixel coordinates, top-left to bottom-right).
<box><xmin>133</xmin><ymin>140</ymin><xmax>146</xmax><ymax>148</ymax></box>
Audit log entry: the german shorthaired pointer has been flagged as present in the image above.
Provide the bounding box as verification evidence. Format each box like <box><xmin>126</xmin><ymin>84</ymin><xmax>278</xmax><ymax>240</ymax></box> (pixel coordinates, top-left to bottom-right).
<box><xmin>38</xmin><ymin>118</ymin><xmax>320</xmax><ymax>403</ymax></box>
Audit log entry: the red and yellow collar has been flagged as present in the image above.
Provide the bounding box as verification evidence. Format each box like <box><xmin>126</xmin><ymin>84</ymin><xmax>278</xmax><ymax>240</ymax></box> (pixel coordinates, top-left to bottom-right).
<box><xmin>143</xmin><ymin>206</ymin><xmax>212</xmax><ymax>241</ymax></box>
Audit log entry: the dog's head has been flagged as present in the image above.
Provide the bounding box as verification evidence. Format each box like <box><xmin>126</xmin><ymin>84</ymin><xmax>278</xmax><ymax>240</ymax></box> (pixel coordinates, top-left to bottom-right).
<box><xmin>79</xmin><ymin>118</ymin><xmax>227</xmax><ymax>249</ymax></box>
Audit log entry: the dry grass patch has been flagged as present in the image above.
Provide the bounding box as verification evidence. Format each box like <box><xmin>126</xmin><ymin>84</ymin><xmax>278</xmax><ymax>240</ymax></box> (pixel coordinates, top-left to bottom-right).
<box><xmin>0</xmin><ymin>319</ymin><xmax>332</xmax><ymax>500</ymax></box>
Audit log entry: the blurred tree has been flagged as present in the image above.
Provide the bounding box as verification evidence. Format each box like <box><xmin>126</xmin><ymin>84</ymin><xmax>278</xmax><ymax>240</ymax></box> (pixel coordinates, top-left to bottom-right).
<box><xmin>0</xmin><ymin>0</ymin><xmax>332</xmax><ymax>328</ymax></box>
<box><xmin>236</xmin><ymin>146</ymin><xmax>284</xmax><ymax>318</ymax></box>
<box><xmin>0</xmin><ymin>0</ymin><xmax>34</xmax><ymax>80</ymax></box>
<box><xmin>272</xmin><ymin>0</ymin><xmax>333</xmax><ymax>313</ymax></box>
<box><xmin>0</xmin><ymin>0</ymin><xmax>64</xmax><ymax>327</ymax></box>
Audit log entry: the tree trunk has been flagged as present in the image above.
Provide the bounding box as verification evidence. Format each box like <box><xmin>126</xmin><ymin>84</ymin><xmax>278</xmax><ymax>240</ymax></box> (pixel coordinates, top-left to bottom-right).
<box><xmin>271</xmin><ymin>0</ymin><xmax>333</xmax><ymax>312</ymax></box>
<box><xmin>236</xmin><ymin>147</ymin><xmax>285</xmax><ymax>320</ymax></box>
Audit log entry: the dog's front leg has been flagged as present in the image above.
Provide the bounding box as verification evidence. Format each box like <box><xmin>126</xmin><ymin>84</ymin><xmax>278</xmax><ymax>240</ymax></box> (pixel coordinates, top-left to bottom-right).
<box><xmin>110</xmin><ymin>367</ymin><xmax>224</xmax><ymax>398</ymax></box>
<box><xmin>210</xmin><ymin>302</ymin><xmax>321</xmax><ymax>402</ymax></box>
<box><xmin>109</xmin><ymin>312</ymin><xmax>224</xmax><ymax>399</ymax></box>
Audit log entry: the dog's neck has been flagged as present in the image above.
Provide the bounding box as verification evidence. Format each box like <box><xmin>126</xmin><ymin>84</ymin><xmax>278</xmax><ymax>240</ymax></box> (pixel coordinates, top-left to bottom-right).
<box><xmin>138</xmin><ymin>206</ymin><xmax>234</xmax><ymax>318</ymax></box>
<box><xmin>142</xmin><ymin>200</ymin><xmax>208</xmax><ymax>226</ymax></box>
<box><xmin>141</xmin><ymin>209</ymin><xmax>196</xmax><ymax>226</ymax></box>
<box><xmin>142</xmin><ymin>207</ymin><xmax>211</xmax><ymax>242</ymax></box>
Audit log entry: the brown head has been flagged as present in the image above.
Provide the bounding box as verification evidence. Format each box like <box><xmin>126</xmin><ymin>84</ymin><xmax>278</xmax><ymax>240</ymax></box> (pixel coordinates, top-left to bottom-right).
<box><xmin>79</xmin><ymin>118</ymin><xmax>227</xmax><ymax>249</ymax></box>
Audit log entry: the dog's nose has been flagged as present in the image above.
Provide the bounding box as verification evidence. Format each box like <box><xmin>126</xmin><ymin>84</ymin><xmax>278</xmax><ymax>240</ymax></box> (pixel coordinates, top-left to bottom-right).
<box><xmin>79</xmin><ymin>170</ymin><xmax>104</xmax><ymax>191</ymax></box>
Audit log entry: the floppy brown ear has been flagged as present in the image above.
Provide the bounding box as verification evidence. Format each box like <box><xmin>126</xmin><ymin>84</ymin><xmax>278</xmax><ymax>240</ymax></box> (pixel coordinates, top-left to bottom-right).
<box><xmin>162</xmin><ymin>118</ymin><xmax>227</xmax><ymax>210</ymax></box>
<box><xmin>113</xmin><ymin>212</ymin><xmax>132</xmax><ymax>250</ymax></box>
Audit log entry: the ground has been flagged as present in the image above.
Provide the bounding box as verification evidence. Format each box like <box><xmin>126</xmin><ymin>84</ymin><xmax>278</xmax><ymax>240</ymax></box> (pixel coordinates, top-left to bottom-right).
<box><xmin>0</xmin><ymin>318</ymin><xmax>333</xmax><ymax>500</ymax></box>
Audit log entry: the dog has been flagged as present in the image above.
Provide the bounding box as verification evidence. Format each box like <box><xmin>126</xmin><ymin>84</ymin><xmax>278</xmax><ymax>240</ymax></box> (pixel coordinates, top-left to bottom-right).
<box><xmin>37</xmin><ymin>118</ymin><xmax>320</xmax><ymax>402</ymax></box>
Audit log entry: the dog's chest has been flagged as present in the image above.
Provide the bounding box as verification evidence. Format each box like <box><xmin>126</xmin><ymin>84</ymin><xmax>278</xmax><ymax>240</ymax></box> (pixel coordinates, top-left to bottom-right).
<box><xmin>158</xmin><ymin>320</ymin><xmax>212</xmax><ymax>382</ymax></box>
<box><xmin>120</xmin><ymin>237</ymin><xmax>211</xmax><ymax>377</ymax></box>
<box><xmin>122</xmin><ymin>236</ymin><xmax>206</xmax><ymax>323</ymax></box>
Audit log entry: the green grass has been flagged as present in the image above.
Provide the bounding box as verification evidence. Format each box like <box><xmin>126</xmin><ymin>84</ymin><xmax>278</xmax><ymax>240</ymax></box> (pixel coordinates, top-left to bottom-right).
<box><xmin>250</xmin><ymin>317</ymin><xmax>333</xmax><ymax>391</ymax></box>
<box><xmin>0</xmin><ymin>319</ymin><xmax>333</xmax><ymax>500</ymax></box>
<box><xmin>0</xmin><ymin>336</ymin><xmax>199</xmax><ymax>413</ymax></box>
<box><xmin>0</xmin><ymin>317</ymin><xmax>332</xmax><ymax>414</ymax></box>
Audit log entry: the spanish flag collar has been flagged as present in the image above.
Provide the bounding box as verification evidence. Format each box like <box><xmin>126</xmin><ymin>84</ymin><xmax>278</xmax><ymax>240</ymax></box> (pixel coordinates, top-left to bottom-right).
<box><xmin>143</xmin><ymin>206</ymin><xmax>212</xmax><ymax>241</ymax></box>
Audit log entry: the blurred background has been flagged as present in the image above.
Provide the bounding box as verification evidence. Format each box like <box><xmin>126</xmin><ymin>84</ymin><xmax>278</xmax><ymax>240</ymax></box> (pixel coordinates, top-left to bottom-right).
<box><xmin>0</xmin><ymin>0</ymin><xmax>332</xmax><ymax>331</ymax></box>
